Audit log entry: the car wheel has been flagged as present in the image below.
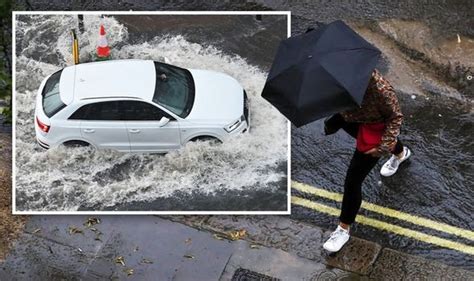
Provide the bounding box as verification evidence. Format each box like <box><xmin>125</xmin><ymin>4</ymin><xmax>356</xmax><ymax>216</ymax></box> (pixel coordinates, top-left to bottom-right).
<box><xmin>63</xmin><ymin>140</ymin><xmax>91</xmax><ymax>148</ymax></box>
<box><xmin>190</xmin><ymin>136</ymin><xmax>222</xmax><ymax>145</ymax></box>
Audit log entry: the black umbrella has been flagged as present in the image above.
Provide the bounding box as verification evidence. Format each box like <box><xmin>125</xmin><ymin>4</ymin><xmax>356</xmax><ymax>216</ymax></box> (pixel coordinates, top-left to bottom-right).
<box><xmin>262</xmin><ymin>20</ymin><xmax>381</xmax><ymax>127</ymax></box>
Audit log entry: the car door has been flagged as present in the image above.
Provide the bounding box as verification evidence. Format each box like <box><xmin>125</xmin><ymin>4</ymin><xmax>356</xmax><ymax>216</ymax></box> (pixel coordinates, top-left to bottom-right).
<box><xmin>120</xmin><ymin>100</ymin><xmax>181</xmax><ymax>152</ymax></box>
<box><xmin>69</xmin><ymin>101</ymin><xmax>130</xmax><ymax>152</ymax></box>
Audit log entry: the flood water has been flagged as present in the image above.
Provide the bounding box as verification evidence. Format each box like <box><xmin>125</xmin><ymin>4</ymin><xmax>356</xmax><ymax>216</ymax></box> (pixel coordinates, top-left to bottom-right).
<box><xmin>14</xmin><ymin>14</ymin><xmax>288</xmax><ymax>211</ymax></box>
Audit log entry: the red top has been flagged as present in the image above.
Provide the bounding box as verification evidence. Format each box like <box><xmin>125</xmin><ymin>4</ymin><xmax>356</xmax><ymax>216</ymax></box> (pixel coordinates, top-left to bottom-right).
<box><xmin>342</xmin><ymin>69</ymin><xmax>403</xmax><ymax>154</ymax></box>
<box><xmin>100</xmin><ymin>25</ymin><xmax>106</xmax><ymax>35</ymax></box>
<box><xmin>356</xmin><ymin>122</ymin><xmax>386</xmax><ymax>153</ymax></box>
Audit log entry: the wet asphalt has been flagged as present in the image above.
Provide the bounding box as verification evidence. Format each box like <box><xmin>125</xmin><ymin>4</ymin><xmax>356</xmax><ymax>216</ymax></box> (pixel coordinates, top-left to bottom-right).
<box><xmin>287</xmin><ymin>1</ymin><xmax>473</xmax><ymax>270</ymax></box>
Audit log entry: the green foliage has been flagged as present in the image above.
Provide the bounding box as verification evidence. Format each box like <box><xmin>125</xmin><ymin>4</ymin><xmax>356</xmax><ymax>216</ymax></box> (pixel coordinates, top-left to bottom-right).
<box><xmin>0</xmin><ymin>69</ymin><xmax>11</xmax><ymax>97</ymax></box>
<box><xmin>0</xmin><ymin>0</ymin><xmax>11</xmax><ymax>123</ymax></box>
<box><xmin>0</xmin><ymin>0</ymin><xmax>11</xmax><ymax>19</ymax></box>
<box><xmin>1</xmin><ymin>105</ymin><xmax>11</xmax><ymax>124</ymax></box>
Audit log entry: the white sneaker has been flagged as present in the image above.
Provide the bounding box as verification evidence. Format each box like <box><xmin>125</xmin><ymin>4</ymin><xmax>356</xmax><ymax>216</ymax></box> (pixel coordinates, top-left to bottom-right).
<box><xmin>380</xmin><ymin>146</ymin><xmax>411</xmax><ymax>177</ymax></box>
<box><xmin>323</xmin><ymin>225</ymin><xmax>350</xmax><ymax>252</ymax></box>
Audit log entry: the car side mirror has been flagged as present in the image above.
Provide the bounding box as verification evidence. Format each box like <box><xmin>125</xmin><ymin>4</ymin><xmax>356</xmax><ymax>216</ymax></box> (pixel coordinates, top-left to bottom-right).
<box><xmin>158</xmin><ymin>117</ymin><xmax>170</xmax><ymax>127</ymax></box>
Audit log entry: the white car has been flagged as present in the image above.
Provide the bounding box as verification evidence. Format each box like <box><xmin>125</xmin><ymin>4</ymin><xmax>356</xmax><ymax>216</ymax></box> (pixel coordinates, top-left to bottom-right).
<box><xmin>34</xmin><ymin>59</ymin><xmax>249</xmax><ymax>152</ymax></box>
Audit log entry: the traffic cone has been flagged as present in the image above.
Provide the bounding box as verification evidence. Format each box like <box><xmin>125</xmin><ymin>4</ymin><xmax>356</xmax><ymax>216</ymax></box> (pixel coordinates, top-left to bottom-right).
<box><xmin>97</xmin><ymin>24</ymin><xmax>110</xmax><ymax>59</ymax></box>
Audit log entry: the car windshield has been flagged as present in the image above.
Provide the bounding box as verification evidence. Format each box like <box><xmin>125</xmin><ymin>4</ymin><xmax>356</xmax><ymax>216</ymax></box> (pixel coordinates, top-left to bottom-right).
<box><xmin>153</xmin><ymin>62</ymin><xmax>195</xmax><ymax>118</ymax></box>
<box><xmin>42</xmin><ymin>70</ymin><xmax>66</xmax><ymax>117</ymax></box>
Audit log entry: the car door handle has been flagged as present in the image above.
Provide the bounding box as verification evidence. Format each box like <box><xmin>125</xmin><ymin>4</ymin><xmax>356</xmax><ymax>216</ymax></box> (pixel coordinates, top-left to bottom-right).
<box><xmin>83</xmin><ymin>129</ymin><xmax>95</xmax><ymax>133</ymax></box>
<box><xmin>129</xmin><ymin>129</ymin><xmax>141</xmax><ymax>134</ymax></box>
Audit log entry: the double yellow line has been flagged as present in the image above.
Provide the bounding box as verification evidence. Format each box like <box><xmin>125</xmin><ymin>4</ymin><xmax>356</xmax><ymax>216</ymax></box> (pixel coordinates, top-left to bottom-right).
<box><xmin>292</xmin><ymin>181</ymin><xmax>474</xmax><ymax>255</ymax></box>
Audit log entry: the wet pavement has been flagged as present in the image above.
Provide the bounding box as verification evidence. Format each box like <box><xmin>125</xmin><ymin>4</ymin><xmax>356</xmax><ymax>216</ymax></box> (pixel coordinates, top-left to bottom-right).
<box><xmin>1</xmin><ymin>215</ymin><xmax>472</xmax><ymax>280</ymax></box>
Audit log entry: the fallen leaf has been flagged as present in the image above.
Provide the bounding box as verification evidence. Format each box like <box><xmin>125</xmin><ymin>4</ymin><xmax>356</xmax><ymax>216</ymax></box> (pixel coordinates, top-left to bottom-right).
<box><xmin>124</xmin><ymin>268</ymin><xmax>134</xmax><ymax>276</ymax></box>
<box><xmin>84</xmin><ymin>217</ymin><xmax>101</xmax><ymax>228</ymax></box>
<box><xmin>213</xmin><ymin>234</ymin><xmax>224</xmax><ymax>240</ymax></box>
<box><xmin>183</xmin><ymin>254</ymin><xmax>195</xmax><ymax>259</ymax></box>
<box><xmin>115</xmin><ymin>256</ymin><xmax>125</xmax><ymax>266</ymax></box>
<box><xmin>141</xmin><ymin>258</ymin><xmax>153</xmax><ymax>264</ymax></box>
<box><xmin>228</xmin><ymin>229</ymin><xmax>247</xmax><ymax>241</ymax></box>
<box><xmin>88</xmin><ymin>226</ymin><xmax>103</xmax><ymax>238</ymax></box>
<box><xmin>68</xmin><ymin>226</ymin><xmax>83</xmax><ymax>235</ymax></box>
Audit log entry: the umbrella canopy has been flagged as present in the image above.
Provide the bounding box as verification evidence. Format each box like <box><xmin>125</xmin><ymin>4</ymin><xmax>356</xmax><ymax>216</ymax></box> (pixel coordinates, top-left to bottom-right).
<box><xmin>262</xmin><ymin>20</ymin><xmax>381</xmax><ymax>127</ymax></box>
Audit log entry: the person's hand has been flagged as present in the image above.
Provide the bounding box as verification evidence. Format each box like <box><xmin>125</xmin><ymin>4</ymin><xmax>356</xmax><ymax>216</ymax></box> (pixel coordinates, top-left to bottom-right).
<box><xmin>364</xmin><ymin>148</ymin><xmax>382</xmax><ymax>158</ymax></box>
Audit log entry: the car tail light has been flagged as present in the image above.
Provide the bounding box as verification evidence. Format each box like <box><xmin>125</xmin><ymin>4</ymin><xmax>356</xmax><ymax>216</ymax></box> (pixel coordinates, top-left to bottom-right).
<box><xmin>36</xmin><ymin>116</ymin><xmax>50</xmax><ymax>133</ymax></box>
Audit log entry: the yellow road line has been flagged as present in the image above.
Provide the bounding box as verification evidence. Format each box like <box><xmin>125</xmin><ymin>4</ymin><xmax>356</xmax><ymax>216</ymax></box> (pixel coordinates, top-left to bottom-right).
<box><xmin>292</xmin><ymin>196</ymin><xmax>474</xmax><ymax>255</ymax></box>
<box><xmin>292</xmin><ymin>181</ymin><xmax>474</xmax><ymax>241</ymax></box>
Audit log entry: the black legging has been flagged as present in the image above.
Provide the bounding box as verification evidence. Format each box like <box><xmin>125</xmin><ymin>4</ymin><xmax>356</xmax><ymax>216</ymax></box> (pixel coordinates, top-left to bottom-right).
<box><xmin>339</xmin><ymin>121</ymin><xmax>403</xmax><ymax>225</ymax></box>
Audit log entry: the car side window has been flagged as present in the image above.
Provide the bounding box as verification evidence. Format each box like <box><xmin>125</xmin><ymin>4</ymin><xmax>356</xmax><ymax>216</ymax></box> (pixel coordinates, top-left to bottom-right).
<box><xmin>119</xmin><ymin>101</ymin><xmax>172</xmax><ymax>121</ymax></box>
<box><xmin>69</xmin><ymin>101</ymin><xmax>121</xmax><ymax>120</ymax></box>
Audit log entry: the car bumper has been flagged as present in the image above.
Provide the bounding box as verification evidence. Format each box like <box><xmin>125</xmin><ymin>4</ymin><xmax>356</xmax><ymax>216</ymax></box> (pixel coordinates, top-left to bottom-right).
<box><xmin>36</xmin><ymin>137</ymin><xmax>50</xmax><ymax>149</ymax></box>
<box><xmin>34</xmin><ymin>123</ymin><xmax>54</xmax><ymax>150</ymax></box>
<box><xmin>226</xmin><ymin>117</ymin><xmax>249</xmax><ymax>137</ymax></box>
<box><xmin>243</xmin><ymin>90</ymin><xmax>250</xmax><ymax>133</ymax></box>
<box><xmin>242</xmin><ymin>117</ymin><xmax>249</xmax><ymax>133</ymax></box>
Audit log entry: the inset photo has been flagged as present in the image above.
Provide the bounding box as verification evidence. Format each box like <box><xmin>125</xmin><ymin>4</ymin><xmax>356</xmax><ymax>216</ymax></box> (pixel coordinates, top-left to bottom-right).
<box><xmin>12</xmin><ymin>11</ymin><xmax>290</xmax><ymax>214</ymax></box>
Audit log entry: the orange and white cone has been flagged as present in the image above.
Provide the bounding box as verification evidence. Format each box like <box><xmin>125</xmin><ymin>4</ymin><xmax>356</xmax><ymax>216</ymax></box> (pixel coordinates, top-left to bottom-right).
<box><xmin>97</xmin><ymin>24</ymin><xmax>110</xmax><ymax>59</ymax></box>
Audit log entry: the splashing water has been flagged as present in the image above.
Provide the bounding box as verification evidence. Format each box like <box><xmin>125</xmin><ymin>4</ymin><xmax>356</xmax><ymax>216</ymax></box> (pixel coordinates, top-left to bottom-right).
<box><xmin>15</xmin><ymin>15</ymin><xmax>287</xmax><ymax>211</ymax></box>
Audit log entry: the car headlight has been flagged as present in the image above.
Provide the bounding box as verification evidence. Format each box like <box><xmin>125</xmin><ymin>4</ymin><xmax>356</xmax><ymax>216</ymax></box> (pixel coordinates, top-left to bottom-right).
<box><xmin>224</xmin><ymin>117</ymin><xmax>243</xmax><ymax>133</ymax></box>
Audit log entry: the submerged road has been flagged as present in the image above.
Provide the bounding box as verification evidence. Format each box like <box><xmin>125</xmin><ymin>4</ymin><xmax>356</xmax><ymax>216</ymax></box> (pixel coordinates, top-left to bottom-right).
<box><xmin>14</xmin><ymin>14</ymin><xmax>289</xmax><ymax>212</ymax></box>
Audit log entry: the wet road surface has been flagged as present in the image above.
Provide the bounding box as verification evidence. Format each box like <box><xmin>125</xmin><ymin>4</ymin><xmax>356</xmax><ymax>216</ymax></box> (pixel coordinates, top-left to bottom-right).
<box><xmin>287</xmin><ymin>1</ymin><xmax>473</xmax><ymax>271</ymax></box>
<box><xmin>12</xmin><ymin>0</ymin><xmax>474</xmax><ymax>271</ymax></box>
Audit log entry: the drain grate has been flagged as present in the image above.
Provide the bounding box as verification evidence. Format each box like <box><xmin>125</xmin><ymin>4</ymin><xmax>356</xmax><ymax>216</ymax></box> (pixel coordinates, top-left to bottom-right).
<box><xmin>231</xmin><ymin>268</ymin><xmax>280</xmax><ymax>281</ymax></box>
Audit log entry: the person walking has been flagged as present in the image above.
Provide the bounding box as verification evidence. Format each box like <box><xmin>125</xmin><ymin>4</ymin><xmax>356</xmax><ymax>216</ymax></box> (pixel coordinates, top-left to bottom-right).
<box><xmin>322</xmin><ymin>69</ymin><xmax>411</xmax><ymax>252</ymax></box>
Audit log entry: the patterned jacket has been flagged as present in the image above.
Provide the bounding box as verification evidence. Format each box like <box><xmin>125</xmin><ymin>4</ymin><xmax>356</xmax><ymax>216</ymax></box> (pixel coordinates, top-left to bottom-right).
<box><xmin>341</xmin><ymin>69</ymin><xmax>403</xmax><ymax>154</ymax></box>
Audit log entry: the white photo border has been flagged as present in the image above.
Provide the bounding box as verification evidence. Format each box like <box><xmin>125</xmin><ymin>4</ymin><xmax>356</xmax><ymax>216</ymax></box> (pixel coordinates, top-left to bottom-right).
<box><xmin>12</xmin><ymin>10</ymin><xmax>292</xmax><ymax>215</ymax></box>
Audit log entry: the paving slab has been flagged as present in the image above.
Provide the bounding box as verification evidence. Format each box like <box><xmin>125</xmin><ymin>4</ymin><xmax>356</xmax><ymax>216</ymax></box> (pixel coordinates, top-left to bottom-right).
<box><xmin>0</xmin><ymin>232</ymin><xmax>88</xmax><ymax>281</ymax></box>
<box><xmin>202</xmin><ymin>215</ymin><xmax>381</xmax><ymax>275</ymax></box>
<box><xmin>205</xmin><ymin>215</ymin><xmax>327</xmax><ymax>261</ymax></box>
<box><xmin>2</xmin><ymin>216</ymin><xmax>235</xmax><ymax>280</ymax></box>
<box><xmin>220</xmin><ymin>240</ymin><xmax>364</xmax><ymax>281</ymax></box>
<box><xmin>82</xmin><ymin>216</ymin><xmax>235</xmax><ymax>280</ymax></box>
<box><xmin>369</xmin><ymin>248</ymin><xmax>474</xmax><ymax>281</ymax></box>
<box><xmin>322</xmin><ymin>229</ymin><xmax>382</xmax><ymax>275</ymax></box>
<box><xmin>23</xmin><ymin>215</ymin><xmax>116</xmax><ymax>255</ymax></box>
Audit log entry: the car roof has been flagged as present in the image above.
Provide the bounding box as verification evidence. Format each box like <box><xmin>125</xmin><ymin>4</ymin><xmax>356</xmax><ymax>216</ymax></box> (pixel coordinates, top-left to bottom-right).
<box><xmin>59</xmin><ymin>59</ymin><xmax>156</xmax><ymax>105</ymax></box>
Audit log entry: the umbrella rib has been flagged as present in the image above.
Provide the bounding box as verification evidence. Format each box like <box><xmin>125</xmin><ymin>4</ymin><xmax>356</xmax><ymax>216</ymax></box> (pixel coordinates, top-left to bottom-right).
<box><xmin>295</xmin><ymin>60</ymin><xmax>312</xmax><ymax>110</ymax></box>
<box><xmin>314</xmin><ymin>46</ymin><xmax>380</xmax><ymax>56</ymax></box>
<box><xmin>296</xmin><ymin>61</ymin><xmax>349</xmax><ymax>109</ymax></box>
<box><xmin>317</xmin><ymin>61</ymin><xmax>361</xmax><ymax>106</ymax></box>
